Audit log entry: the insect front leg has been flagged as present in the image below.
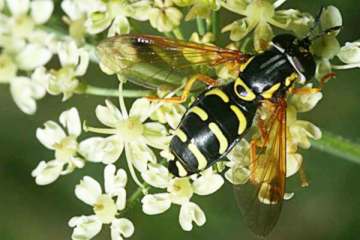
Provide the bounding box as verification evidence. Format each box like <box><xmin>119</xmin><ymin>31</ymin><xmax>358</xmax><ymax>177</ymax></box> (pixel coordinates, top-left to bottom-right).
<box><xmin>146</xmin><ymin>74</ymin><xmax>217</xmax><ymax>103</ymax></box>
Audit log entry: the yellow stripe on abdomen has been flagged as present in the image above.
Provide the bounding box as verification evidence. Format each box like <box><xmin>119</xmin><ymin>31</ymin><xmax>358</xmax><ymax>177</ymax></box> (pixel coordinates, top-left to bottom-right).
<box><xmin>189</xmin><ymin>106</ymin><xmax>208</xmax><ymax>121</ymax></box>
<box><xmin>205</xmin><ymin>88</ymin><xmax>229</xmax><ymax>103</ymax></box>
<box><xmin>209</xmin><ymin>122</ymin><xmax>228</xmax><ymax>154</ymax></box>
<box><xmin>174</xmin><ymin>129</ymin><xmax>187</xmax><ymax>142</ymax></box>
<box><xmin>230</xmin><ymin>105</ymin><xmax>247</xmax><ymax>135</ymax></box>
<box><xmin>188</xmin><ymin>143</ymin><xmax>207</xmax><ymax>170</ymax></box>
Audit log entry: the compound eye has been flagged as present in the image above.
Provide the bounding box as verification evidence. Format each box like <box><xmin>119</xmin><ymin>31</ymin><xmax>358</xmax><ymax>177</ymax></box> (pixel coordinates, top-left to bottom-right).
<box><xmin>235</xmin><ymin>85</ymin><xmax>247</xmax><ymax>97</ymax></box>
<box><xmin>233</xmin><ymin>78</ymin><xmax>256</xmax><ymax>101</ymax></box>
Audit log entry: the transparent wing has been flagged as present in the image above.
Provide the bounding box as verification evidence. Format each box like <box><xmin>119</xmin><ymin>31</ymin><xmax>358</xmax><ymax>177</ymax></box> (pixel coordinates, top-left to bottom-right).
<box><xmin>96</xmin><ymin>34</ymin><xmax>251</xmax><ymax>89</ymax></box>
<box><xmin>233</xmin><ymin>98</ymin><xmax>287</xmax><ymax>236</ymax></box>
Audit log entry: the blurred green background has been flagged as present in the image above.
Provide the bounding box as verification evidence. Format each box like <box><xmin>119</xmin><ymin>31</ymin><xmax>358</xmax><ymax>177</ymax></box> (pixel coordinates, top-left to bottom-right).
<box><xmin>1</xmin><ymin>0</ymin><xmax>360</xmax><ymax>239</ymax></box>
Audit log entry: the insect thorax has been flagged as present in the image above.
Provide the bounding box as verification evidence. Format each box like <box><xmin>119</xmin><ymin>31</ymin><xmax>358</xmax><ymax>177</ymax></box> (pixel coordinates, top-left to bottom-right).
<box><xmin>239</xmin><ymin>47</ymin><xmax>299</xmax><ymax>101</ymax></box>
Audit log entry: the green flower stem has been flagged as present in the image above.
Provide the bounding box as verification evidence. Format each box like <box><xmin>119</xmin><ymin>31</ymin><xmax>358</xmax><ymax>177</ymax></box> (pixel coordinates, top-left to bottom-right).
<box><xmin>81</xmin><ymin>85</ymin><xmax>154</xmax><ymax>98</ymax></box>
<box><xmin>119</xmin><ymin>183</ymin><xmax>150</xmax><ymax>217</ymax></box>
<box><xmin>164</xmin><ymin>31</ymin><xmax>174</xmax><ymax>38</ymax></box>
<box><xmin>196</xmin><ymin>17</ymin><xmax>207</xmax><ymax>36</ymax></box>
<box><xmin>172</xmin><ymin>28</ymin><xmax>184</xmax><ymax>40</ymax></box>
<box><xmin>211</xmin><ymin>11</ymin><xmax>220</xmax><ymax>42</ymax></box>
<box><xmin>311</xmin><ymin>131</ymin><xmax>360</xmax><ymax>165</ymax></box>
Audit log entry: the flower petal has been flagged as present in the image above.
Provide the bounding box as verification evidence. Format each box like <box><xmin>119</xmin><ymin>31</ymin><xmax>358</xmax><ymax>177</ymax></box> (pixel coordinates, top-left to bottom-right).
<box><xmin>15</xmin><ymin>43</ymin><xmax>52</xmax><ymax>71</ymax></box>
<box><xmin>126</xmin><ymin>143</ymin><xmax>157</xmax><ymax>173</ymax></box>
<box><xmin>179</xmin><ymin>202</ymin><xmax>206</xmax><ymax>231</ymax></box>
<box><xmin>31</xmin><ymin>0</ymin><xmax>54</xmax><ymax>24</ymax></box>
<box><xmin>141</xmin><ymin>163</ymin><xmax>170</xmax><ymax>189</ymax></box>
<box><xmin>338</xmin><ymin>42</ymin><xmax>360</xmax><ymax>64</ymax></box>
<box><xmin>79</xmin><ymin>136</ymin><xmax>123</xmax><ymax>164</ymax></box>
<box><xmin>107</xmin><ymin>15</ymin><xmax>130</xmax><ymax>37</ymax></box>
<box><xmin>141</xmin><ymin>193</ymin><xmax>171</xmax><ymax>215</ymax></box>
<box><xmin>290</xmin><ymin>87</ymin><xmax>323</xmax><ymax>112</ymax></box>
<box><xmin>75</xmin><ymin>48</ymin><xmax>90</xmax><ymax>76</ymax></box>
<box><xmin>95</xmin><ymin>100</ymin><xmax>123</xmax><ymax>128</ymax></box>
<box><xmin>143</xmin><ymin>122</ymin><xmax>170</xmax><ymax>149</ymax></box>
<box><xmin>129</xmin><ymin>98</ymin><xmax>151</xmax><ymax>122</ymax></box>
<box><xmin>286</xmin><ymin>153</ymin><xmax>303</xmax><ymax>177</ymax></box>
<box><xmin>111</xmin><ymin>218</ymin><xmax>134</xmax><ymax>240</ymax></box>
<box><xmin>75</xmin><ymin>176</ymin><xmax>102</xmax><ymax>205</ymax></box>
<box><xmin>59</xmin><ymin>107</ymin><xmax>81</xmax><ymax>136</ymax></box>
<box><xmin>6</xmin><ymin>0</ymin><xmax>29</xmax><ymax>16</ymax></box>
<box><xmin>85</xmin><ymin>10</ymin><xmax>113</xmax><ymax>35</ymax></box>
<box><xmin>115</xmin><ymin>188</ymin><xmax>127</xmax><ymax>211</ymax></box>
<box><xmin>10</xmin><ymin>76</ymin><xmax>38</xmax><ymax>114</ymax></box>
<box><xmin>68</xmin><ymin>215</ymin><xmax>102</xmax><ymax>240</ymax></box>
<box><xmin>192</xmin><ymin>169</ymin><xmax>224</xmax><ymax>195</ymax></box>
<box><xmin>36</xmin><ymin>120</ymin><xmax>66</xmax><ymax>149</ymax></box>
<box><xmin>104</xmin><ymin>164</ymin><xmax>127</xmax><ymax>196</ymax></box>
<box><xmin>31</xmin><ymin>160</ymin><xmax>64</xmax><ymax>185</ymax></box>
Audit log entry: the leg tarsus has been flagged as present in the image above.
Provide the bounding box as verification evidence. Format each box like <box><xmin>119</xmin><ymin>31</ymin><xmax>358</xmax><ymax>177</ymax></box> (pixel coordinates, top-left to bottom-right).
<box><xmin>320</xmin><ymin>72</ymin><xmax>336</xmax><ymax>87</ymax></box>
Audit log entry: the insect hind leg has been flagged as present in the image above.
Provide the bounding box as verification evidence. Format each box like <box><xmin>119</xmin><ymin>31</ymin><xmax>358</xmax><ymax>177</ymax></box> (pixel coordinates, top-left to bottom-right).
<box><xmin>146</xmin><ymin>74</ymin><xmax>217</xmax><ymax>103</ymax></box>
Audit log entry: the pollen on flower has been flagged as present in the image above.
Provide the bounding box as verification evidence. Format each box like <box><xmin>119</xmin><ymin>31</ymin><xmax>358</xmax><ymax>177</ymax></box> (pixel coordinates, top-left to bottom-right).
<box><xmin>93</xmin><ymin>194</ymin><xmax>118</xmax><ymax>224</ymax></box>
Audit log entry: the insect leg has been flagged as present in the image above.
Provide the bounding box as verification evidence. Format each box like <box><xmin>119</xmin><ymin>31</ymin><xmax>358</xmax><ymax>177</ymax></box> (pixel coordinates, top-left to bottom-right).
<box><xmin>289</xmin><ymin>87</ymin><xmax>321</xmax><ymax>95</ymax></box>
<box><xmin>146</xmin><ymin>74</ymin><xmax>217</xmax><ymax>103</ymax></box>
<box><xmin>319</xmin><ymin>72</ymin><xmax>336</xmax><ymax>87</ymax></box>
<box><xmin>298</xmin><ymin>164</ymin><xmax>310</xmax><ymax>187</ymax></box>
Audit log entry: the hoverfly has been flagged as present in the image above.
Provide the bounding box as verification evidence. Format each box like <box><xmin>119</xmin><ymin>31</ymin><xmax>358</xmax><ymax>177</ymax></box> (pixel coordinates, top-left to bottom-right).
<box><xmin>96</xmin><ymin>15</ymin><xmax>341</xmax><ymax>236</ymax></box>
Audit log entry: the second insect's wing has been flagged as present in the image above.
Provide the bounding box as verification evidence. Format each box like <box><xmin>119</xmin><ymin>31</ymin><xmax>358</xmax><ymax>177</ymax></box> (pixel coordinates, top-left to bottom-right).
<box><xmin>97</xmin><ymin>34</ymin><xmax>250</xmax><ymax>89</ymax></box>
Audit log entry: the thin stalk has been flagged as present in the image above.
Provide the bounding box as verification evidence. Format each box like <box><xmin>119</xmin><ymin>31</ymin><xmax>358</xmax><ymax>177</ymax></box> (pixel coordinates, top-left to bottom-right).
<box><xmin>164</xmin><ymin>31</ymin><xmax>174</xmax><ymax>38</ymax></box>
<box><xmin>119</xmin><ymin>183</ymin><xmax>149</xmax><ymax>217</ymax></box>
<box><xmin>311</xmin><ymin>131</ymin><xmax>360</xmax><ymax>165</ymax></box>
<box><xmin>211</xmin><ymin>11</ymin><xmax>220</xmax><ymax>42</ymax></box>
<box><xmin>82</xmin><ymin>85</ymin><xmax>154</xmax><ymax>98</ymax></box>
<box><xmin>172</xmin><ymin>28</ymin><xmax>184</xmax><ymax>40</ymax></box>
<box><xmin>196</xmin><ymin>17</ymin><xmax>207</xmax><ymax>36</ymax></box>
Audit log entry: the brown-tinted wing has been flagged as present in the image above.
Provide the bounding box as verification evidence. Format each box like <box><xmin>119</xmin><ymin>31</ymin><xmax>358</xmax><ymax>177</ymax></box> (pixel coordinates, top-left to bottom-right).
<box><xmin>96</xmin><ymin>34</ymin><xmax>250</xmax><ymax>89</ymax></box>
<box><xmin>233</xmin><ymin>98</ymin><xmax>287</xmax><ymax>236</ymax></box>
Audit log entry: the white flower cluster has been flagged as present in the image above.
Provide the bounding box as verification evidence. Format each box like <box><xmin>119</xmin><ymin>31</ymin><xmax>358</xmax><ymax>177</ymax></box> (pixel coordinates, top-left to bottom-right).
<box><xmin>0</xmin><ymin>0</ymin><xmax>358</xmax><ymax>239</ymax></box>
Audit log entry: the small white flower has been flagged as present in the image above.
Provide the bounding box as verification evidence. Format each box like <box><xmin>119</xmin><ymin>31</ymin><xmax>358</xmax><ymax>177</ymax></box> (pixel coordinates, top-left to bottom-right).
<box><xmin>70</xmin><ymin>164</ymin><xmax>134</xmax><ymax>240</ymax></box>
<box><xmin>10</xmin><ymin>67</ymin><xmax>50</xmax><ymax>114</ymax></box>
<box><xmin>32</xmin><ymin>108</ymin><xmax>83</xmax><ymax>185</ymax></box>
<box><xmin>84</xmin><ymin>0</ymin><xmax>150</xmax><ymax>35</ymax></box>
<box><xmin>83</xmin><ymin>94</ymin><xmax>169</xmax><ymax>173</ymax></box>
<box><xmin>148</xmin><ymin>0</ymin><xmax>183</xmax><ymax>32</ymax></box>
<box><xmin>141</xmin><ymin>169</ymin><xmax>223</xmax><ymax>231</ymax></box>
<box><xmin>48</xmin><ymin>40</ymin><xmax>89</xmax><ymax>100</ymax></box>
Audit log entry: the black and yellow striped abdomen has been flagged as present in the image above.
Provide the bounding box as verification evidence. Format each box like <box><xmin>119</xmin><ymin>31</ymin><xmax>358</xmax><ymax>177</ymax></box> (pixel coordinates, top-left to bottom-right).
<box><xmin>169</xmin><ymin>82</ymin><xmax>257</xmax><ymax>177</ymax></box>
